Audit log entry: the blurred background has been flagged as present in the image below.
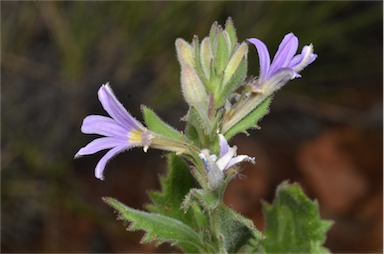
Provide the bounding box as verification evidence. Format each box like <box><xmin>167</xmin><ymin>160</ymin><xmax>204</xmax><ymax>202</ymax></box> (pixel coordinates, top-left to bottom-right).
<box><xmin>1</xmin><ymin>1</ymin><xmax>382</xmax><ymax>253</ymax></box>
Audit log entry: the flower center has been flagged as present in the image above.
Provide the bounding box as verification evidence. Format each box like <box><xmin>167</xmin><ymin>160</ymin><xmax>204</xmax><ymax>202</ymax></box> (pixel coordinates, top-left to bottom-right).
<box><xmin>129</xmin><ymin>129</ymin><xmax>144</xmax><ymax>144</ymax></box>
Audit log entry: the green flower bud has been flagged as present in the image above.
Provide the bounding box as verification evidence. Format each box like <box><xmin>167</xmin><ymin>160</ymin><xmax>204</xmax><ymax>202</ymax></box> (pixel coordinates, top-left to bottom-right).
<box><xmin>223</xmin><ymin>42</ymin><xmax>248</xmax><ymax>86</ymax></box>
<box><xmin>175</xmin><ymin>38</ymin><xmax>195</xmax><ymax>68</ymax></box>
<box><xmin>180</xmin><ymin>63</ymin><xmax>208</xmax><ymax>111</ymax></box>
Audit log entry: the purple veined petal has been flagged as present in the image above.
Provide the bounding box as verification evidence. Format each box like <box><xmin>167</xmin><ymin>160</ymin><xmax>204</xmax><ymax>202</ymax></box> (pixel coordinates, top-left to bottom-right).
<box><xmin>95</xmin><ymin>145</ymin><xmax>128</xmax><ymax>180</ymax></box>
<box><xmin>75</xmin><ymin>137</ymin><xmax>128</xmax><ymax>158</ymax></box>
<box><xmin>226</xmin><ymin>155</ymin><xmax>255</xmax><ymax>170</ymax></box>
<box><xmin>247</xmin><ymin>38</ymin><xmax>271</xmax><ymax>81</ymax></box>
<box><xmin>261</xmin><ymin>67</ymin><xmax>296</xmax><ymax>93</ymax></box>
<box><xmin>98</xmin><ymin>83</ymin><xmax>144</xmax><ymax>130</ymax></box>
<box><xmin>269</xmin><ymin>33</ymin><xmax>299</xmax><ymax>76</ymax></box>
<box><xmin>219</xmin><ymin>134</ymin><xmax>230</xmax><ymax>157</ymax></box>
<box><xmin>292</xmin><ymin>44</ymin><xmax>316</xmax><ymax>73</ymax></box>
<box><xmin>216</xmin><ymin>147</ymin><xmax>237</xmax><ymax>171</ymax></box>
<box><xmin>81</xmin><ymin>115</ymin><xmax>129</xmax><ymax>138</ymax></box>
<box><xmin>288</xmin><ymin>54</ymin><xmax>303</xmax><ymax>68</ymax></box>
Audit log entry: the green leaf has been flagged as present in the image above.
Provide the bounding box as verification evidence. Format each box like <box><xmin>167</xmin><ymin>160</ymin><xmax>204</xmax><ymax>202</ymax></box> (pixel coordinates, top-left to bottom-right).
<box><xmin>224</xmin><ymin>97</ymin><xmax>271</xmax><ymax>140</ymax></box>
<box><xmin>184</xmin><ymin>122</ymin><xmax>201</xmax><ymax>147</ymax></box>
<box><xmin>142</xmin><ymin>106</ymin><xmax>182</xmax><ymax>140</ymax></box>
<box><xmin>146</xmin><ymin>154</ymin><xmax>200</xmax><ymax>228</ymax></box>
<box><xmin>104</xmin><ymin>197</ymin><xmax>205</xmax><ymax>252</ymax></box>
<box><xmin>181</xmin><ymin>188</ymin><xmax>220</xmax><ymax>212</ymax></box>
<box><xmin>216</xmin><ymin>205</ymin><xmax>264</xmax><ymax>253</ymax></box>
<box><xmin>258</xmin><ymin>182</ymin><xmax>333</xmax><ymax>253</ymax></box>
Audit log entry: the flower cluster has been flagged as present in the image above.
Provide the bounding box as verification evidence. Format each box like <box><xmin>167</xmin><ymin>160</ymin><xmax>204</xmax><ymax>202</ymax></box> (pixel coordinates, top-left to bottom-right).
<box><xmin>75</xmin><ymin>27</ymin><xmax>316</xmax><ymax>192</ymax></box>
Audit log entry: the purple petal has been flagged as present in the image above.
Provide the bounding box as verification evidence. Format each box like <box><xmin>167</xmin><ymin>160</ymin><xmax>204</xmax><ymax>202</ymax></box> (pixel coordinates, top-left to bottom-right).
<box><xmin>219</xmin><ymin>134</ymin><xmax>230</xmax><ymax>157</ymax></box>
<box><xmin>288</xmin><ymin>54</ymin><xmax>303</xmax><ymax>68</ymax></box>
<box><xmin>75</xmin><ymin>137</ymin><xmax>128</xmax><ymax>157</ymax></box>
<box><xmin>216</xmin><ymin>147</ymin><xmax>236</xmax><ymax>171</ymax></box>
<box><xmin>226</xmin><ymin>155</ymin><xmax>255</xmax><ymax>169</ymax></box>
<box><xmin>247</xmin><ymin>38</ymin><xmax>271</xmax><ymax>81</ymax></box>
<box><xmin>262</xmin><ymin>68</ymin><xmax>296</xmax><ymax>93</ymax></box>
<box><xmin>269</xmin><ymin>33</ymin><xmax>298</xmax><ymax>76</ymax></box>
<box><xmin>292</xmin><ymin>44</ymin><xmax>317</xmax><ymax>72</ymax></box>
<box><xmin>95</xmin><ymin>145</ymin><xmax>128</xmax><ymax>180</ymax></box>
<box><xmin>98</xmin><ymin>83</ymin><xmax>144</xmax><ymax>130</ymax></box>
<box><xmin>81</xmin><ymin>115</ymin><xmax>129</xmax><ymax>138</ymax></box>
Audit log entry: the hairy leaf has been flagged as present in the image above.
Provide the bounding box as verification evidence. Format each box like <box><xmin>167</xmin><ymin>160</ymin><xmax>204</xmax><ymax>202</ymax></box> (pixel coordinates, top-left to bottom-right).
<box><xmin>258</xmin><ymin>182</ymin><xmax>333</xmax><ymax>253</ymax></box>
<box><xmin>104</xmin><ymin>197</ymin><xmax>204</xmax><ymax>252</ymax></box>
<box><xmin>216</xmin><ymin>205</ymin><xmax>264</xmax><ymax>253</ymax></box>
<box><xmin>146</xmin><ymin>154</ymin><xmax>201</xmax><ymax>227</ymax></box>
<box><xmin>142</xmin><ymin>106</ymin><xmax>182</xmax><ymax>140</ymax></box>
<box><xmin>224</xmin><ymin>97</ymin><xmax>271</xmax><ymax>140</ymax></box>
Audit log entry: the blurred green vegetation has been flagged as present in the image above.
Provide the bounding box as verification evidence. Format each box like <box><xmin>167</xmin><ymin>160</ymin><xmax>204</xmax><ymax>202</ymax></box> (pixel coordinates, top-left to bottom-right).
<box><xmin>1</xmin><ymin>1</ymin><xmax>382</xmax><ymax>253</ymax></box>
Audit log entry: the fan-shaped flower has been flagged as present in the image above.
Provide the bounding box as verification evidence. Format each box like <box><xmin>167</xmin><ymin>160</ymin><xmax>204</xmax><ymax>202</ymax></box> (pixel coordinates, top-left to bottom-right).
<box><xmin>75</xmin><ymin>83</ymin><xmax>153</xmax><ymax>180</ymax></box>
<box><xmin>247</xmin><ymin>33</ymin><xmax>317</xmax><ymax>93</ymax></box>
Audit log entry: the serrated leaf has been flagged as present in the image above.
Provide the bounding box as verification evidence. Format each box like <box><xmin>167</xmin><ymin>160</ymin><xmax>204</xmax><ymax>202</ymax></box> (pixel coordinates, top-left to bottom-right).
<box><xmin>215</xmin><ymin>205</ymin><xmax>264</xmax><ymax>253</ymax></box>
<box><xmin>104</xmin><ymin>197</ymin><xmax>204</xmax><ymax>252</ymax></box>
<box><xmin>146</xmin><ymin>154</ymin><xmax>199</xmax><ymax>226</ymax></box>
<box><xmin>224</xmin><ymin>97</ymin><xmax>271</xmax><ymax>140</ymax></box>
<box><xmin>142</xmin><ymin>106</ymin><xmax>182</xmax><ymax>140</ymax></box>
<box><xmin>258</xmin><ymin>182</ymin><xmax>333</xmax><ymax>253</ymax></box>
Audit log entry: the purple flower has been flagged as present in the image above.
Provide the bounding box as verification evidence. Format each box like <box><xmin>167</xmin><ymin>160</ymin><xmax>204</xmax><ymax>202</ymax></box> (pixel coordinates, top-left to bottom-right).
<box><xmin>247</xmin><ymin>33</ymin><xmax>317</xmax><ymax>93</ymax></box>
<box><xmin>199</xmin><ymin>134</ymin><xmax>254</xmax><ymax>189</ymax></box>
<box><xmin>199</xmin><ymin>134</ymin><xmax>254</xmax><ymax>173</ymax></box>
<box><xmin>75</xmin><ymin>83</ymin><xmax>151</xmax><ymax>180</ymax></box>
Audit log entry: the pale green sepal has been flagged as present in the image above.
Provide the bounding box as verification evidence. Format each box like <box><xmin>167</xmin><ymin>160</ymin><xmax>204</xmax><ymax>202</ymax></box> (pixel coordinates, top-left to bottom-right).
<box><xmin>192</xmin><ymin>35</ymin><xmax>208</xmax><ymax>85</ymax></box>
<box><xmin>258</xmin><ymin>181</ymin><xmax>333</xmax><ymax>253</ymax></box>
<box><xmin>209</xmin><ymin>21</ymin><xmax>219</xmax><ymax>46</ymax></box>
<box><xmin>222</xmin><ymin>42</ymin><xmax>248</xmax><ymax>87</ymax></box>
<box><xmin>224</xmin><ymin>17</ymin><xmax>237</xmax><ymax>51</ymax></box>
<box><xmin>175</xmin><ymin>38</ymin><xmax>195</xmax><ymax>68</ymax></box>
<box><xmin>214</xmin><ymin>31</ymin><xmax>230</xmax><ymax>76</ymax></box>
<box><xmin>142</xmin><ymin>106</ymin><xmax>182</xmax><ymax>140</ymax></box>
<box><xmin>103</xmin><ymin>197</ymin><xmax>205</xmax><ymax>252</ymax></box>
<box><xmin>224</xmin><ymin>97</ymin><xmax>271</xmax><ymax>140</ymax></box>
<box><xmin>200</xmin><ymin>37</ymin><xmax>212</xmax><ymax>80</ymax></box>
<box><xmin>216</xmin><ymin>55</ymin><xmax>248</xmax><ymax>108</ymax></box>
